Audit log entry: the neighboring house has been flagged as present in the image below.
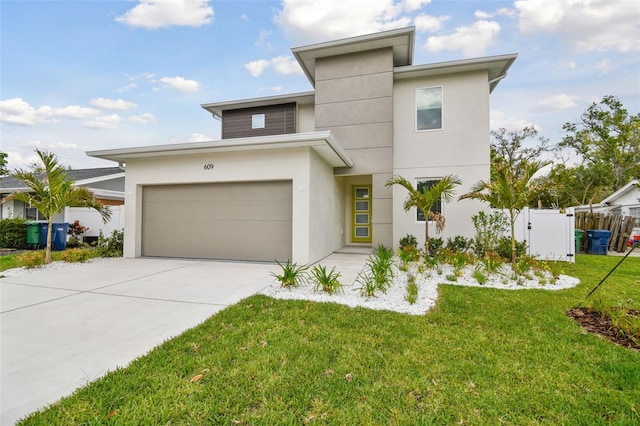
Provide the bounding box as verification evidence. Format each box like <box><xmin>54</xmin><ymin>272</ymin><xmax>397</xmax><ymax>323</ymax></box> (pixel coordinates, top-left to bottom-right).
<box><xmin>0</xmin><ymin>167</ymin><xmax>125</xmax><ymax>231</ymax></box>
<box><xmin>87</xmin><ymin>27</ymin><xmax>516</xmax><ymax>264</ymax></box>
<box><xmin>574</xmin><ymin>180</ymin><xmax>640</xmax><ymax>225</ymax></box>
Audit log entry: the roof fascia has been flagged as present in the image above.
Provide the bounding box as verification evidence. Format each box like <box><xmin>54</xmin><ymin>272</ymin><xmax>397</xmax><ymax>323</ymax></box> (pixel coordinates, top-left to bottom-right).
<box><xmin>292</xmin><ymin>26</ymin><xmax>414</xmax><ymax>87</ymax></box>
<box><xmin>87</xmin><ymin>131</ymin><xmax>353</xmax><ymax>168</ymax></box>
<box><xmin>201</xmin><ymin>91</ymin><xmax>315</xmax><ymax>119</ymax></box>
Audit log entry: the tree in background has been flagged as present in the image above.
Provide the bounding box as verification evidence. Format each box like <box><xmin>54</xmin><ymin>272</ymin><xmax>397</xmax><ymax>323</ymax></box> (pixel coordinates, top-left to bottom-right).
<box><xmin>386</xmin><ymin>175</ymin><xmax>462</xmax><ymax>256</ymax></box>
<box><xmin>491</xmin><ymin>126</ymin><xmax>552</xmax><ymax>180</ymax></box>
<box><xmin>1</xmin><ymin>149</ymin><xmax>111</xmax><ymax>264</ymax></box>
<box><xmin>558</xmin><ymin>95</ymin><xmax>639</xmax><ymax>193</ymax></box>
<box><xmin>0</xmin><ymin>152</ymin><xmax>8</xmax><ymax>176</ymax></box>
<box><xmin>459</xmin><ymin>160</ymin><xmax>550</xmax><ymax>265</ymax></box>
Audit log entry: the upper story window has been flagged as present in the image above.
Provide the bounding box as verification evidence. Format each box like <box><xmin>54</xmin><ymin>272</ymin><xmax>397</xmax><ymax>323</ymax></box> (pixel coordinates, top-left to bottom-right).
<box><xmin>416</xmin><ymin>86</ymin><xmax>442</xmax><ymax>131</ymax></box>
<box><xmin>416</xmin><ymin>178</ymin><xmax>442</xmax><ymax>222</ymax></box>
<box><xmin>251</xmin><ymin>113</ymin><xmax>265</xmax><ymax>129</ymax></box>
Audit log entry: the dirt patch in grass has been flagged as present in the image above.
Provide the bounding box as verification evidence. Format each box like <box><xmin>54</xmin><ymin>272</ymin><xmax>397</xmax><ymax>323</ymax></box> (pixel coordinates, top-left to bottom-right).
<box><xmin>567</xmin><ymin>307</ymin><xmax>640</xmax><ymax>351</ymax></box>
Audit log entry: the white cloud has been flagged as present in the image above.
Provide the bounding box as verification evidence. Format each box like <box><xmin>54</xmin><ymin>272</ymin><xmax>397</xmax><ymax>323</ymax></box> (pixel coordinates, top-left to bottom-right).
<box><xmin>260</xmin><ymin>86</ymin><xmax>284</xmax><ymax>93</ymax></box>
<box><xmin>474</xmin><ymin>8</ymin><xmax>515</xmax><ymax>19</ymax></box>
<box><xmin>115</xmin><ymin>0</ymin><xmax>214</xmax><ymax>29</ymax></box>
<box><xmin>515</xmin><ymin>0</ymin><xmax>639</xmax><ymax>53</ymax></box>
<box><xmin>567</xmin><ymin>61</ymin><xmax>576</xmax><ymax>69</ymax></box>
<box><xmin>244</xmin><ymin>56</ymin><xmax>303</xmax><ymax>77</ymax></box>
<box><xmin>274</xmin><ymin>0</ymin><xmax>414</xmax><ymax>44</ymax></box>
<box><xmin>83</xmin><ymin>114</ymin><xmax>122</xmax><ymax>130</ymax></box>
<box><xmin>491</xmin><ymin>110</ymin><xmax>539</xmax><ymax>132</ymax></box>
<box><xmin>159</xmin><ymin>76</ymin><xmax>201</xmax><ymax>92</ymax></box>
<box><xmin>402</xmin><ymin>0</ymin><xmax>431</xmax><ymax>12</ymax></box>
<box><xmin>90</xmin><ymin>98</ymin><xmax>137</xmax><ymax>110</ymax></box>
<box><xmin>0</xmin><ymin>98</ymin><xmax>101</xmax><ymax>125</ymax></box>
<box><xmin>117</xmin><ymin>83</ymin><xmax>137</xmax><ymax>93</ymax></box>
<box><xmin>255</xmin><ymin>30</ymin><xmax>272</xmax><ymax>49</ymax></box>
<box><xmin>414</xmin><ymin>14</ymin><xmax>449</xmax><ymax>32</ymax></box>
<box><xmin>537</xmin><ymin>93</ymin><xmax>580</xmax><ymax>110</ymax></box>
<box><xmin>597</xmin><ymin>58</ymin><xmax>612</xmax><ymax>74</ymax></box>
<box><xmin>187</xmin><ymin>132</ymin><xmax>211</xmax><ymax>142</ymax></box>
<box><xmin>241</xmin><ymin>13</ymin><xmax>248</xmax><ymax>20</ymax></box>
<box><xmin>49</xmin><ymin>142</ymin><xmax>78</xmax><ymax>150</ymax></box>
<box><xmin>424</xmin><ymin>20</ymin><xmax>501</xmax><ymax>57</ymax></box>
<box><xmin>128</xmin><ymin>113</ymin><xmax>156</xmax><ymax>124</ymax></box>
<box><xmin>245</xmin><ymin>59</ymin><xmax>270</xmax><ymax>77</ymax></box>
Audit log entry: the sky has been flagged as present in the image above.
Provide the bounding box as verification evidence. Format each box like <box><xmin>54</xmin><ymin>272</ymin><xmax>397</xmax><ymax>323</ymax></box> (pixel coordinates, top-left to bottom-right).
<box><xmin>1</xmin><ymin>0</ymin><xmax>639</xmax><ymax>171</ymax></box>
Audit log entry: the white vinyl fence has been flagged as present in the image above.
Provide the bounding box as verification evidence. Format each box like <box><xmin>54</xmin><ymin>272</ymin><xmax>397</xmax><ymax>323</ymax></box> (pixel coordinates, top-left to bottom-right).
<box><xmin>509</xmin><ymin>207</ymin><xmax>576</xmax><ymax>263</ymax></box>
<box><xmin>64</xmin><ymin>205</ymin><xmax>124</xmax><ymax>238</ymax></box>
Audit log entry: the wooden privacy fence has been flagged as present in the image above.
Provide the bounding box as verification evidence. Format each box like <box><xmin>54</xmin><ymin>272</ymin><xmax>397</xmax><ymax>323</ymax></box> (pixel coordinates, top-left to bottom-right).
<box><xmin>575</xmin><ymin>212</ymin><xmax>636</xmax><ymax>253</ymax></box>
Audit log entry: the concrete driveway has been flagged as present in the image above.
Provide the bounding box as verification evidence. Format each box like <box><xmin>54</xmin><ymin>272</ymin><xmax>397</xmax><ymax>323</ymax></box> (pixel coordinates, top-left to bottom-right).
<box><xmin>0</xmin><ymin>257</ymin><xmax>277</xmax><ymax>425</ymax></box>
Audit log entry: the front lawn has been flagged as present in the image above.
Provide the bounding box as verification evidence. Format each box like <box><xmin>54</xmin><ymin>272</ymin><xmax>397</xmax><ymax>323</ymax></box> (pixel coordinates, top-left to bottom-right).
<box><xmin>18</xmin><ymin>255</ymin><xmax>640</xmax><ymax>425</ymax></box>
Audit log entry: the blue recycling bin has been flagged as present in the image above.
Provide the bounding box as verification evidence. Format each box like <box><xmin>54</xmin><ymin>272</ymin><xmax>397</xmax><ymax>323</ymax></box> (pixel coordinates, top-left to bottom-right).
<box><xmin>38</xmin><ymin>222</ymin><xmax>70</xmax><ymax>250</ymax></box>
<box><xmin>38</xmin><ymin>222</ymin><xmax>49</xmax><ymax>248</ymax></box>
<box><xmin>586</xmin><ymin>229</ymin><xmax>612</xmax><ymax>255</ymax></box>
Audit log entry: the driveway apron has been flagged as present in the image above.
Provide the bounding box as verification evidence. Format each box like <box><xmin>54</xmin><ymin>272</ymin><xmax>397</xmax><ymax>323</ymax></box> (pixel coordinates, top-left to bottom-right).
<box><xmin>0</xmin><ymin>258</ymin><xmax>275</xmax><ymax>425</ymax></box>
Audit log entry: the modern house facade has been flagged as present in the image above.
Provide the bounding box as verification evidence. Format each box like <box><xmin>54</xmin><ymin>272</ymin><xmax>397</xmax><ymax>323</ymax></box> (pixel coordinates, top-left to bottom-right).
<box><xmin>88</xmin><ymin>27</ymin><xmax>516</xmax><ymax>264</ymax></box>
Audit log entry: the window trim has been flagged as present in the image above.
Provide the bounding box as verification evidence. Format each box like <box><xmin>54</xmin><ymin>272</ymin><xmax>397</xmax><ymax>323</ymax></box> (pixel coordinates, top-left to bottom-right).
<box><xmin>415</xmin><ymin>86</ymin><xmax>443</xmax><ymax>132</ymax></box>
<box><xmin>251</xmin><ymin>113</ymin><xmax>265</xmax><ymax>129</ymax></box>
<box><xmin>415</xmin><ymin>178</ymin><xmax>443</xmax><ymax>223</ymax></box>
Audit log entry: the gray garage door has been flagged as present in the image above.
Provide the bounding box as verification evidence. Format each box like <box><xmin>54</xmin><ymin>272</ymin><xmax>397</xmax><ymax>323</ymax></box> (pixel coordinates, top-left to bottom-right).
<box><xmin>142</xmin><ymin>181</ymin><xmax>292</xmax><ymax>261</ymax></box>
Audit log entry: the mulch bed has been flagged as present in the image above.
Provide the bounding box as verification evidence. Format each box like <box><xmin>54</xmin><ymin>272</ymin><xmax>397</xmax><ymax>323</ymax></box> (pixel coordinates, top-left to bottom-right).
<box><xmin>567</xmin><ymin>307</ymin><xmax>640</xmax><ymax>351</ymax></box>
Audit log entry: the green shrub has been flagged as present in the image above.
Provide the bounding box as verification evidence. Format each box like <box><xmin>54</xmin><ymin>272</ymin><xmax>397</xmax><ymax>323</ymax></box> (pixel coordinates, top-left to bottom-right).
<box><xmin>271</xmin><ymin>260</ymin><xmax>309</xmax><ymax>288</ymax></box>
<box><xmin>94</xmin><ymin>229</ymin><xmax>124</xmax><ymax>258</ymax></box>
<box><xmin>446</xmin><ymin>235</ymin><xmax>472</xmax><ymax>252</ymax></box>
<box><xmin>427</xmin><ymin>237</ymin><xmax>443</xmax><ymax>256</ymax></box>
<box><xmin>61</xmin><ymin>248</ymin><xmax>95</xmax><ymax>263</ymax></box>
<box><xmin>405</xmin><ymin>273</ymin><xmax>418</xmax><ymax>304</ymax></box>
<box><xmin>312</xmin><ymin>265</ymin><xmax>342</xmax><ymax>295</ymax></box>
<box><xmin>398</xmin><ymin>245</ymin><xmax>421</xmax><ymax>264</ymax></box>
<box><xmin>0</xmin><ymin>218</ymin><xmax>28</xmax><ymax>249</ymax></box>
<box><xmin>357</xmin><ymin>245</ymin><xmax>394</xmax><ymax>297</ymax></box>
<box><xmin>472</xmin><ymin>266</ymin><xmax>488</xmax><ymax>285</ymax></box>
<box><xmin>399</xmin><ymin>234</ymin><xmax>418</xmax><ymax>249</ymax></box>
<box><xmin>472</xmin><ymin>211</ymin><xmax>508</xmax><ymax>256</ymax></box>
<box><xmin>495</xmin><ymin>237</ymin><xmax>527</xmax><ymax>261</ymax></box>
<box><xmin>16</xmin><ymin>250</ymin><xmax>46</xmax><ymax>269</ymax></box>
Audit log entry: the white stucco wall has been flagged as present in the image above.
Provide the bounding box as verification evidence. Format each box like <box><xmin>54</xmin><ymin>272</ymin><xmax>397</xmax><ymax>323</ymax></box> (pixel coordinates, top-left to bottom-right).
<box><xmin>122</xmin><ymin>146</ymin><xmax>341</xmax><ymax>264</ymax></box>
<box><xmin>391</xmin><ymin>71</ymin><xmax>491</xmax><ymax>248</ymax></box>
<box><xmin>308</xmin><ymin>150</ymin><xmax>345</xmax><ymax>261</ymax></box>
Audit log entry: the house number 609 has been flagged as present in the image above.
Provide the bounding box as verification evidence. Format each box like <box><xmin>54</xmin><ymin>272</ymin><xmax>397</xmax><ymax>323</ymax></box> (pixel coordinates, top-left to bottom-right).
<box><xmin>203</xmin><ymin>163</ymin><xmax>215</xmax><ymax>170</ymax></box>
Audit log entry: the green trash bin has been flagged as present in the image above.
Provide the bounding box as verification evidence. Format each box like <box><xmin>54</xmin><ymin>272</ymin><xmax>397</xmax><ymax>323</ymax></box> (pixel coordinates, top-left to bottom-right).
<box><xmin>575</xmin><ymin>229</ymin><xmax>585</xmax><ymax>253</ymax></box>
<box><xmin>25</xmin><ymin>222</ymin><xmax>40</xmax><ymax>249</ymax></box>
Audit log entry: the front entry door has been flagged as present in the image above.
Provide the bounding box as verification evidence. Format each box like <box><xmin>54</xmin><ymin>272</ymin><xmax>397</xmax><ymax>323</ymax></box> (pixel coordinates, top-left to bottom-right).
<box><xmin>351</xmin><ymin>185</ymin><xmax>372</xmax><ymax>243</ymax></box>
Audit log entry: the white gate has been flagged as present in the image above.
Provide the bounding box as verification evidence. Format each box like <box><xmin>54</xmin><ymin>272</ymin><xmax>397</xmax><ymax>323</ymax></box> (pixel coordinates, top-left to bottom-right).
<box><xmin>511</xmin><ymin>207</ymin><xmax>575</xmax><ymax>263</ymax></box>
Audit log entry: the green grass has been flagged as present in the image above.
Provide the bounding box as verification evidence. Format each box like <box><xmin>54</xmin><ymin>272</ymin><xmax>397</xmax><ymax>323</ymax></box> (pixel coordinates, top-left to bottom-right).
<box><xmin>0</xmin><ymin>251</ymin><xmax>65</xmax><ymax>273</ymax></box>
<box><xmin>16</xmin><ymin>255</ymin><xmax>640</xmax><ymax>425</ymax></box>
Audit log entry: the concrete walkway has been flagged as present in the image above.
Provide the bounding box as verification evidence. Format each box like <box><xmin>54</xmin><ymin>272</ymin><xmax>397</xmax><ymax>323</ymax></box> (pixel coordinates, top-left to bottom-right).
<box><xmin>0</xmin><ymin>254</ymin><xmax>369</xmax><ymax>425</ymax></box>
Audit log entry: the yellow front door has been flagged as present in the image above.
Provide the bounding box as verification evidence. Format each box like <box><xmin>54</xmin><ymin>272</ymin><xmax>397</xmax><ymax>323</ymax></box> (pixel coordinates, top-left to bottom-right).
<box><xmin>351</xmin><ymin>185</ymin><xmax>372</xmax><ymax>243</ymax></box>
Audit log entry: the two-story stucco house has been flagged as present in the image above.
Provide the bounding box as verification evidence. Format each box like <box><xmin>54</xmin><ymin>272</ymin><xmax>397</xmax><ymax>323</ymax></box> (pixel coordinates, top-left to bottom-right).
<box><xmin>88</xmin><ymin>27</ymin><xmax>516</xmax><ymax>264</ymax></box>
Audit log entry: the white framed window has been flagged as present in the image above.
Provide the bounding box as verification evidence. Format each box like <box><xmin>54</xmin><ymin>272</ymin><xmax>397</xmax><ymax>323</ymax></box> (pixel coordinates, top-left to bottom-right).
<box><xmin>251</xmin><ymin>113</ymin><xmax>265</xmax><ymax>129</ymax></box>
<box><xmin>416</xmin><ymin>86</ymin><xmax>442</xmax><ymax>131</ymax></box>
<box><xmin>25</xmin><ymin>206</ymin><xmax>46</xmax><ymax>221</ymax></box>
<box><xmin>415</xmin><ymin>178</ymin><xmax>442</xmax><ymax>222</ymax></box>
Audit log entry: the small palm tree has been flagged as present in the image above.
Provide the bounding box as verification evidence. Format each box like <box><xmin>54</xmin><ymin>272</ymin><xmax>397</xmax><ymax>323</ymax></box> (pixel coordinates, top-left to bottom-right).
<box><xmin>459</xmin><ymin>160</ymin><xmax>550</xmax><ymax>265</ymax></box>
<box><xmin>2</xmin><ymin>149</ymin><xmax>112</xmax><ymax>264</ymax></box>
<box><xmin>386</xmin><ymin>175</ymin><xmax>462</xmax><ymax>256</ymax></box>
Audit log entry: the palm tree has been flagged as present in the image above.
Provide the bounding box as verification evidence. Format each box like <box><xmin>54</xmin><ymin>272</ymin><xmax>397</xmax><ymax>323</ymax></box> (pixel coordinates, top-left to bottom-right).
<box><xmin>2</xmin><ymin>149</ymin><xmax>111</xmax><ymax>264</ymax></box>
<box><xmin>386</xmin><ymin>175</ymin><xmax>462</xmax><ymax>256</ymax></box>
<box><xmin>459</xmin><ymin>160</ymin><xmax>550</xmax><ymax>265</ymax></box>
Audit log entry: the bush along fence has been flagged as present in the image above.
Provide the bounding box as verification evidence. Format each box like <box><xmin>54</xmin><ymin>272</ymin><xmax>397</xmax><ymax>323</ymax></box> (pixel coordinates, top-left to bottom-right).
<box><xmin>575</xmin><ymin>212</ymin><xmax>637</xmax><ymax>253</ymax></box>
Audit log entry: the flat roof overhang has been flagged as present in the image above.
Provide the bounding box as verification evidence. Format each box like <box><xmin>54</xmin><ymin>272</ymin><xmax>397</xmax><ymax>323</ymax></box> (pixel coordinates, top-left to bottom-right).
<box><xmin>201</xmin><ymin>91</ymin><xmax>315</xmax><ymax>119</ymax></box>
<box><xmin>292</xmin><ymin>26</ymin><xmax>415</xmax><ymax>87</ymax></box>
<box><xmin>86</xmin><ymin>131</ymin><xmax>354</xmax><ymax>168</ymax></box>
<box><xmin>394</xmin><ymin>53</ymin><xmax>518</xmax><ymax>93</ymax></box>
